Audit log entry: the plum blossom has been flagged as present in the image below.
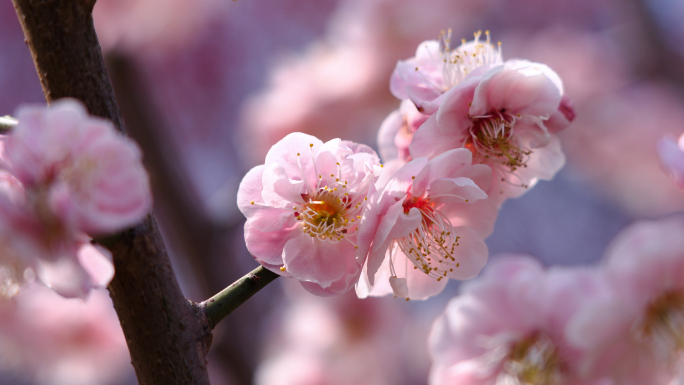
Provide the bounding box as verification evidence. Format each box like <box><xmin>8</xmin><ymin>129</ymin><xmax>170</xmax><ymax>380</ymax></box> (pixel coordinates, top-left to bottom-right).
<box><xmin>377</xmin><ymin>99</ymin><xmax>428</xmax><ymax>164</ymax></box>
<box><xmin>0</xmin><ymin>99</ymin><xmax>151</xmax><ymax>298</ymax></box>
<box><xmin>657</xmin><ymin>133</ymin><xmax>684</xmax><ymax>190</ymax></box>
<box><xmin>5</xmin><ymin>99</ymin><xmax>151</xmax><ymax>235</ymax></box>
<box><xmin>390</xmin><ymin>30</ymin><xmax>503</xmax><ymax>115</ymax></box>
<box><xmin>356</xmin><ymin>148</ymin><xmax>496</xmax><ymax>300</ymax></box>
<box><xmin>567</xmin><ymin>216</ymin><xmax>684</xmax><ymax>385</ymax></box>
<box><xmin>409</xmin><ymin>58</ymin><xmax>572</xmax><ymax>200</ymax></box>
<box><xmin>429</xmin><ymin>256</ymin><xmax>611</xmax><ymax>385</ymax></box>
<box><xmin>237</xmin><ymin>132</ymin><xmax>381</xmax><ymax>296</ymax></box>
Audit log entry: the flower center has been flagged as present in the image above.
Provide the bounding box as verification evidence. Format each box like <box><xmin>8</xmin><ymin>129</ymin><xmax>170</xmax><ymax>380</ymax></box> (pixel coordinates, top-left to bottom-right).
<box><xmin>440</xmin><ymin>29</ymin><xmax>502</xmax><ymax>90</ymax></box>
<box><xmin>466</xmin><ymin>113</ymin><xmax>532</xmax><ymax>187</ymax></box>
<box><xmin>635</xmin><ymin>290</ymin><xmax>684</xmax><ymax>359</ymax></box>
<box><xmin>296</xmin><ymin>189</ymin><xmax>360</xmax><ymax>243</ymax></box>
<box><xmin>0</xmin><ymin>241</ymin><xmax>24</xmax><ymax>299</ymax></box>
<box><xmin>58</xmin><ymin>156</ymin><xmax>99</xmax><ymax>197</ymax></box>
<box><xmin>394</xmin><ymin>195</ymin><xmax>461</xmax><ymax>281</ymax></box>
<box><xmin>499</xmin><ymin>333</ymin><xmax>563</xmax><ymax>385</ymax></box>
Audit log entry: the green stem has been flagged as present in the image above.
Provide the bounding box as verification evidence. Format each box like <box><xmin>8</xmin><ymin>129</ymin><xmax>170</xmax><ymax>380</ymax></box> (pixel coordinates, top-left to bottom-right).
<box><xmin>201</xmin><ymin>265</ymin><xmax>280</xmax><ymax>329</ymax></box>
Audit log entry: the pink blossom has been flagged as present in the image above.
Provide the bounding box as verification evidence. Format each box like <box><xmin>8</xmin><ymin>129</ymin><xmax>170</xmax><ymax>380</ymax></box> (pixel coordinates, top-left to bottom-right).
<box><xmin>410</xmin><ymin>59</ymin><xmax>571</xmax><ymax>200</ymax></box>
<box><xmin>5</xmin><ymin>99</ymin><xmax>152</xmax><ymax>236</ymax></box>
<box><xmin>0</xmin><ymin>178</ymin><xmax>114</xmax><ymax>298</ymax></box>
<box><xmin>567</xmin><ymin>216</ymin><xmax>684</xmax><ymax>385</ymax></box>
<box><xmin>0</xmin><ymin>99</ymin><xmax>148</xmax><ymax>298</ymax></box>
<box><xmin>390</xmin><ymin>30</ymin><xmax>503</xmax><ymax>115</ymax></box>
<box><xmin>658</xmin><ymin>133</ymin><xmax>684</xmax><ymax>190</ymax></box>
<box><xmin>377</xmin><ymin>99</ymin><xmax>428</xmax><ymax>164</ymax></box>
<box><xmin>429</xmin><ymin>256</ymin><xmax>611</xmax><ymax>385</ymax></box>
<box><xmin>355</xmin><ymin>148</ymin><xmax>496</xmax><ymax>300</ymax></box>
<box><xmin>237</xmin><ymin>132</ymin><xmax>381</xmax><ymax>295</ymax></box>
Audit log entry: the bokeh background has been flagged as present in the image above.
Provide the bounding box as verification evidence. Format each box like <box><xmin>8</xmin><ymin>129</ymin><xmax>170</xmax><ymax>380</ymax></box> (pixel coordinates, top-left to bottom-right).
<box><xmin>1</xmin><ymin>0</ymin><xmax>684</xmax><ymax>384</ymax></box>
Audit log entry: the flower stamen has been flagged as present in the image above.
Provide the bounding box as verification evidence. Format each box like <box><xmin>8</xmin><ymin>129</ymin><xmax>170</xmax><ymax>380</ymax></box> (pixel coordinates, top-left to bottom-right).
<box><xmin>395</xmin><ymin>195</ymin><xmax>461</xmax><ymax>281</ymax></box>
<box><xmin>498</xmin><ymin>333</ymin><xmax>563</xmax><ymax>385</ymax></box>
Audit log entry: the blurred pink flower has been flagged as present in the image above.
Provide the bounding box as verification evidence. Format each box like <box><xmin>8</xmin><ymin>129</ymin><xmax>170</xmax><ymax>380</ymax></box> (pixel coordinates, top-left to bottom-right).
<box><xmin>567</xmin><ymin>216</ymin><xmax>684</xmax><ymax>385</ymax></box>
<box><xmin>390</xmin><ymin>30</ymin><xmax>503</xmax><ymax>115</ymax></box>
<box><xmin>657</xmin><ymin>133</ymin><xmax>684</xmax><ymax>190</ymax></box>
<box><xmin>0</xmin><ymin>284</ymin><xmax>132</xmax><ymax>385</ymax></box>
<box><xmin>237</xmin><ymin>132</ymin><xmax>381</xmax><ymax>295</ymax></box>
<box><xmin>561</xmin><ymin>84</ymin><xmax>684</xmax><ymax>216</ymax></box>
<box><xmin>0</xmin><ymin>99</ymin><xmax>148</xmax><ymax>298</ymax></box>
<box><xmin>356</xmin><ymin>148</ymin><xmax>495</xmax><ymax>300</ymax></box>
<box><xmin>0</xmin><ymin>168</ymin><xmax>113</xmax><ymax>298</ymax></box>
<box><xmin>429</xmin><ymin>256</ymin><xmax>611</xmax><ymax>385</ymax></box>
<box><xmin>257</xmin><ymin>282</ymin><xmax>429</xmax><ymax>385</ymax></box>
<box><xmin>93</xmin><ymin>0</ymin><xmax>219</xmax><ymax>53</ymax></box>
<box><xmin>410</xmin><ymin>59</ymin><xmax>571</xmax><ymax>200</ymax></box>
<box><xmin>6</xmin><ymin>99</ymin><xmax>152</xmax><ymax>236</ymax></box>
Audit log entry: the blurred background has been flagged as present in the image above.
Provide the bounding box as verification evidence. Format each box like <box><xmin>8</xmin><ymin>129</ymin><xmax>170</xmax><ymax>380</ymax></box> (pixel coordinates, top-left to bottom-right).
<box><xmin>1</xmin><ymin>0</ymin><xmax>684</xmax><ymax>384</ymax></box>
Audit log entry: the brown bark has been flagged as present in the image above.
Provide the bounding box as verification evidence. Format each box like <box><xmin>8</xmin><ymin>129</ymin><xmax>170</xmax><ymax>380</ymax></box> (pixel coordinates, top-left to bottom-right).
<box><xmin>11</xmin><ymin>1</ymin><xmax>212</xmax><ymax>384</ymax></box>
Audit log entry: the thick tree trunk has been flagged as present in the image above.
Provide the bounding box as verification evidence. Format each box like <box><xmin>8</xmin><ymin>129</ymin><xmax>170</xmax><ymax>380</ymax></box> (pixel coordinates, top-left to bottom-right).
<box><xmin>11</xmin><ymin>1</ymin><xmax>213</xmax><ymax>384</ymax></box>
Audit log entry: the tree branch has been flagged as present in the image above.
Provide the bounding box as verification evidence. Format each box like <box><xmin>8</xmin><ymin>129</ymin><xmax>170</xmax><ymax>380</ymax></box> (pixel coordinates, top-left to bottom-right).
<box><xmin>11</xmin><ymin>1</ymin><xmax>212</xmax><ymax>384</ymax></box>
<box><xmin>201</xmin><ymin>265</ymin><xmax>280</xmax><ymax>329</ymax></box>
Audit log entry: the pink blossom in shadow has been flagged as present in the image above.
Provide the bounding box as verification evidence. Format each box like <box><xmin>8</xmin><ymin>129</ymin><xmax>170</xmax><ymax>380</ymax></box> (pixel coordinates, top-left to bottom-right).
<box><xmin>237</xmin><ymin>132</ymin><xmax>381</xmax><ymax>295</ymax></box>
<box><xmin>429</xmin><ymin>256</ymin><xmax>612</xmax><ymax>385</ymax></box>
<box><xmin>567</xmin><ymin>216</ymin><xmax>684</xmax><ymax>385</ymax></box>
<box><xmin>0</xmin><ymin>284</ymin><xmax>132</xmax><ymax>385</ymax></box>
<box><xmin>409</xmin><ymin>59</ymin><xmax>572</xmax><ymax>202</ymax></box>
<box><xmin>355</xmin><ymin>148</ymin><xmax>495</xmax><ymax>300</ymax></box>
<box><xmin>658</xmin><ymin>133</ymin><xmax>684</xmax><ymax>190</ymax></box>
<box><xmin>377</xmin><ymin>99</ymin><xmax>427</xmax><ymax>163</ymax></box>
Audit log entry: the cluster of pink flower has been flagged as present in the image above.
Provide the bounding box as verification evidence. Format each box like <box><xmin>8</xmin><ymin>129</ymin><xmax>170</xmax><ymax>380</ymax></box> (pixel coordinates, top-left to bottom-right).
<box><xmin>0</xmin><ymin>99</ymin><xmax>151</xmax><ymax>299</ymax></box>
<box><xmin>238</xmin><ymin>30</ymin><xmax>575</xmax><ymax>299</ymax></box>
<box><xmin>429</xmin><ymin>215</ymin><xmax>684</xmax><ymax>385</ymax></box>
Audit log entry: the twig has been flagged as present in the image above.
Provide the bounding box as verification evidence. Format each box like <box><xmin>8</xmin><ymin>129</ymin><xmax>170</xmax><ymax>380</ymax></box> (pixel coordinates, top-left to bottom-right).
<box><xmin>201</xmin><ymin>265</ymin><xmax>280</xmax><ymax>329</ymax></box>
<box><xmin>0</xmin><ymin>116</ymin><xmax>17</xmax><ymax>134</ymax></box>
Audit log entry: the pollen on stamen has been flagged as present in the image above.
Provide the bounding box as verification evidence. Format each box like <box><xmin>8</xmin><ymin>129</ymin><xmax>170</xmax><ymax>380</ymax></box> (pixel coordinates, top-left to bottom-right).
<box><xmin>250</xmin><ymin>201</ymin><xmax>255</xmax><ymax>205</ymax></box>
<box><xmin>280</xmin><ymin>266</ymin><xmax>286</xmax><ymax>272</ymax></box>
